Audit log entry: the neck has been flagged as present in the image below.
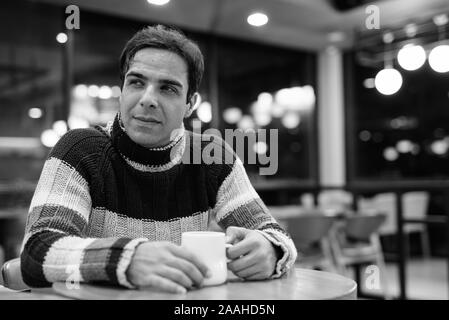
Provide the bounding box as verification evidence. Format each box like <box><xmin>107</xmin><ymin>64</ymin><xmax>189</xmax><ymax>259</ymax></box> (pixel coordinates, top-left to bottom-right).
<box><xmin>108</xmin><ymin>114</ymin><xmax>186</xmax><ymax>172</ymax></box>
<box><xmin>116</xmin><ymin>113</ymin><xmax>185</xmax><ymax>151</ymax></box>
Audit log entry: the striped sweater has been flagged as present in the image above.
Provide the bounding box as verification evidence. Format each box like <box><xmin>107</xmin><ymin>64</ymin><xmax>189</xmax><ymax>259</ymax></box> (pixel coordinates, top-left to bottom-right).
<box><xmin>20</xmin><ymin>114</ymin><xmax>297</xmax><ymax>288</ymax></box>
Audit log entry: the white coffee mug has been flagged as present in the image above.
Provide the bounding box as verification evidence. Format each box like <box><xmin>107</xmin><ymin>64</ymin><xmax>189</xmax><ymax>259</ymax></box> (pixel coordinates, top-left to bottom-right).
<box><xmin>181</xmin><ymin>231</ymin><xmax>230</xmax><ymax>287</ymax></box>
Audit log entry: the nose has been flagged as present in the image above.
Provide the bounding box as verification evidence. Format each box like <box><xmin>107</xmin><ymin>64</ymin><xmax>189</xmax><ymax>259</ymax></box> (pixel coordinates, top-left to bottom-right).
<box><xmin>139</xmin><ymin>84</ymin><xmax>158</xmax><ymax>109</ymax></box>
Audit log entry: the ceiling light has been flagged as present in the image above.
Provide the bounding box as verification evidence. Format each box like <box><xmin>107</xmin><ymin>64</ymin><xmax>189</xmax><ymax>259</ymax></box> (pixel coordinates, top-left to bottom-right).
<box><xmin>274</xmin><ymin>86</ymin><xmax>315</xmax><ymax>112</ymax></box>
<box><xmin>41</xmin><ymin>129</ymin><xmax>60</xmax><ymax>148</ymax></box>
<box><xmin>253</xmin><ymin>141</ymin><xmax>268</xmax><ymax>155</ymax></box>
<box><xmin>433</xmin><ymin>14</ymin><xmax>449</xmax><ymax>27</ymax></box>
<box><xmin>196</xmin><ymin>101</ymin><xmax>212</xmax><ymax>123</ymax></box>
<box><xmin>429</xmin><ymin>45</ymin><xmax>449</xmax><ymax>73</ymax></box>
<box><xmin>99</xmin><ymin>85</ymin><xmax>112</xmax><ymax>99</ymax></box>
<box><xmin>247</xmin><ymin>13</ymin><xmax>268</xmax><ymax>27</ymax></box>
<box><xmin>56</xmin><ymin>33</ymin><xmax>68</xmax><ymax>44</ymax></box>
<box><xmin>363</xmin><ymin>78</ymin><xmax>375</xmax><ymax>89</ymax></box>
<box><xmin>28</xmin><ymin>107</ymin><xmax>43</xmax><ymax>119</ymax></box>
<box><xmin>111</xmin><ymin>86</ymin><xmax>121</xmax><ymax>98</ymax></box>
<box><xmin>429</xmin><ymin>13</ymin><xmax>449</xmax><ymax>73</ymax></box>
<box><xmin>238</xmin><ymin>115</ymin><xmax>255</xmax><ymax>130</ymax></box>
<box><xmin>430</xmin><ymin>140</ymin><xmax>448</xmax><ymax>155</ymax></box>
<box><xmin>52</xmin><ymin>120</ymin><xmax>68</xmax><ymax>136</ymax></box>
<box><xmin>382</xmin><ymin>32</ymin><xmax>394</xmax><ymax>44</ymax></box>
<box><xmin>397</xmin><ymin>44</ymin><xmax>426</xmax><ymax>71</ymax></box>
<box><xmin>281</xmin><ymin>112</ymin><xmax>301</xmax><ymax>129</ymax></box>
<box><xmin>376</xmin><ymin>31</ymin><xmax>402</xmax><ymax>95</ymax></box>
<box><xmin>254</xmin><ymin>112</ymin><xmax>272</xmax><ymax>127</ymax></box>
<box><xmin>359</xmin><ymin>130</ymin><xmax>371</xmax><ymax>142</ymax></box>
<box><xmin>404</xmin><ymin>23</ymin><xmax>418</xmax><ymax>38</ymax></box>
<box><xmin>73</xmin><ymin>84</ymin><xmax>88</xmax><ymax>99</ymax></box>
<box><xmin>146</xmin><ymin>0</ymin><xmax>170</xmax><ymax>5</ymax></box>
<box><xmin>375</xmin><ymin>68</ymin><xmax>403</xmax><ymax>95</ymax></box>
<box><xmin>257</xmin><ymin>92</ymin><xmax>273</xmax><ymax>107</ymax></box>
<box><xmin>87</xmin><ymin>85</ymin><xmax>100</xmax><ymax>98</ymax></box>
<box><xmin>223</xmin><ymin>107</ymin><xmax>242</xmax><ymax>124</ymax></box>
<box><xmin>383</xmin><ymin>147</ymin><xmax>398</xmax><ymax>161</ymax></box>
<box><xmin>271</xmin><ymin>103</ymin><xmax>284</xmax><ymax>118</ymax></box>
<box><xmin>396</xmin><ymin>140</ymin><xmax>413</xmax><ymax>153</ymax></box>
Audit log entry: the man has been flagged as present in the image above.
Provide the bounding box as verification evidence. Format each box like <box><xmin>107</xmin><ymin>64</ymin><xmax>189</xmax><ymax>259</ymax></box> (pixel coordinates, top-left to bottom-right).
<box><xmin>20</xmin><ymin>25</ymin><xmax>297</xmax><ymax>294</ymax></box>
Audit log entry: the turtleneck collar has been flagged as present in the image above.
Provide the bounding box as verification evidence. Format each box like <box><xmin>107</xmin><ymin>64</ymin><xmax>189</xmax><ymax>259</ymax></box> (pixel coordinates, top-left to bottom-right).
<box><xmin>107</xmin><ymin>113</ymin><xmax>186</xmax><ymax>172</ymax></box>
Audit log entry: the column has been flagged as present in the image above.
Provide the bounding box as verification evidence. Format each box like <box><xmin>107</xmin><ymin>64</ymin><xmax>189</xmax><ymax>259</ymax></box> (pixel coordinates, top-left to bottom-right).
<box><xmin>317</xmin><ymin>46</ymin><xmax>345</xmax><ymax>187</ymax></box>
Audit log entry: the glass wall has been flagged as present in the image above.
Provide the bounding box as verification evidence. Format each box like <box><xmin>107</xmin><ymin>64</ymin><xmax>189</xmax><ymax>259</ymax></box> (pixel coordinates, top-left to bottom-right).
<box><xmin>71</xmin><ymin>13</ymin><xmax>317</xmax><ymax>184</ymax></box>
<box><xmin>344</xmin><ymin>44</ymin><xmax>449</xmax><ymax>258</ymax></box>
<box><xmin>216</xmin><ymin>37</ymin><xmax>317</xmax><ymax>182</ymax></box>
<box><xmin>0</xmin><ymin>0</ymin><xmax>318</xmax><ymax>197</ymax></box>
<box><xmin>0</xmin><ymin>1</ymin><xmax>64</xmax><ymax>184</ymax></box>
<box><xmin>346</xmin><ymin>52</ymin><xmax>449</xmax><ymax>180</ymax></box>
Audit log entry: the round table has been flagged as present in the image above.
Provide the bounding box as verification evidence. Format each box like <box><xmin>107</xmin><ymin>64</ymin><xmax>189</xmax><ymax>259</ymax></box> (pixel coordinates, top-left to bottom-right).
<box><xmin>0</xmin><ymin>207</ymin><xmax>28</xmax><ymax>262</ymax></box>
<box><xmin>51</xmin><ymin>268</ymin><xmax>357</xmax><ymax>300</ymax></box>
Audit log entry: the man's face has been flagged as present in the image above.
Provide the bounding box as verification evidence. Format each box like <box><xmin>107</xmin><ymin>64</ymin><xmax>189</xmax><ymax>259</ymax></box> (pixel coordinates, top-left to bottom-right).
<box><xmin>120</xmin><ymin>48</ymin><xmax>194</xmax><ymax>148</ymax></box>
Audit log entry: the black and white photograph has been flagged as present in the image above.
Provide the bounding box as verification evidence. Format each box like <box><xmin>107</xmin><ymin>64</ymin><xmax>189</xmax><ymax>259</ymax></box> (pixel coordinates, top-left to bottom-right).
<box><xmin>1</xmin><ymin>0</ymin><xmax>449</xmax><ymax>308</ymax></box>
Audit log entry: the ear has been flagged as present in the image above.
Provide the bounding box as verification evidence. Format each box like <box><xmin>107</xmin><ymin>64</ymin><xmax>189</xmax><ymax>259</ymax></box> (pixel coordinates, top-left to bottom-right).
<box><xmin>184</xmin><ymin>92</ymin><xmax>200</xmax><ymax>118</ymax></box>
<box><xmin>119</xmin><ymin>87</ymin><xmax>123</xmax><ymax>105</ymax></box>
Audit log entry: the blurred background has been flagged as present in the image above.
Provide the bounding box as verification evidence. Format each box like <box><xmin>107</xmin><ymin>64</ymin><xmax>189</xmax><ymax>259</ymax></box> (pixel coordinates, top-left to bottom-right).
<box><xmin>1</xmin><ymin>0</ymin><xmax>449</xmax><ymax>299</ymax></box>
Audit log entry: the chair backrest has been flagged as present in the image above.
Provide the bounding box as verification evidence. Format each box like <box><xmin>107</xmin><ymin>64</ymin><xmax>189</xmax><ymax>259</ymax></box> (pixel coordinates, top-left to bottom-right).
<box><xmin>1</xmin><ymin>258</ymin><xmax>29</xmax><ymax>291</ymax></box>
<box><xmin>402</xmin><ymin>191</ymin><xmax>429</xmax><ymax>220</ymax></box>
<box><xmin>343</xmin><ymin>213</ymin><xmax>386</xmax><ymax>241</ymax></box>
<box><xmin>284</xmin><ymin>214</ymin><xmax>336</xmax><ymax>247</ymax></box>
<box><xmin>363</xmin><ymin>192</ymin><xmax>429</xmax><ymax>235</ymax></box>
<box><xmin>318</xmin><ymin>190</ymin><xmax>353</xmax><ymax>213</ymax></box>
<box><xmin>357</xmin><ymin>196</ymin><xmax>376</xmax><ymax>212</ymax></box>
<box><xmin>371</xmin><ymin>193</ymin><xmax>396</xmax><ymax>234</ymax></box>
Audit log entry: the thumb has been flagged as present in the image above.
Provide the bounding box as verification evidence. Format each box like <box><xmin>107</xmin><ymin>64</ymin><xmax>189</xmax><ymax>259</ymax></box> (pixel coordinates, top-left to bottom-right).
<box><xmin>225</xmin><ymin>226</ymin><xmax>249</xmax><ymax>244</ymax></box>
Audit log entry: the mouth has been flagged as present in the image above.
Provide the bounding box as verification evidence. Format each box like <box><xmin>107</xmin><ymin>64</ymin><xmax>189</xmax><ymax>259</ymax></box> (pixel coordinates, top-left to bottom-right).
<box><xmin>133</xmin><ymin>115</ymin><xmax>162</xmax><ymax>124</ymax></box>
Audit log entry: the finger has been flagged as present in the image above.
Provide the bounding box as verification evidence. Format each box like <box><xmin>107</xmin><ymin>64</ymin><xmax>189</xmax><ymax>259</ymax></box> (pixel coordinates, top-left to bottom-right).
<box><xmin>170</xmin><ymin>245</ymin><xmax>210</xmax><ymax>278</ymax></box>
<box><xmin>225</xmin><ymin>226</ymin><xmax>249</xmax><ymax>244</ymax></box>
<box><xmin>157</xmin><ymin>266</ymin><xmax>194</xmax><ymax>289</ymax></box>
<box><xmin>140</xmin><ymin>274</ymin><xmax>187</xmax><ymax>294</ymax></box>
<box><xmin>245</xmin><ymin>271</ymin><xmax>267</xmax><ymax>281</ymax></box>
<box><xmin>228</xmin><ymin>252</ymin><xmax>259</xmax><ymax>273</ymax></box>
<box><xmin>227</xmin><ymin>238</ymin><xmax>256</xmax><ymax>260</ymax></box>
<box><xmin>166</xmin><ymin>257</ymin><xmax>206</xmax><ymax>287</ymax></box>
<box><xmin>233</xmin><ymin>263</ymin><xmax>262</xmax><ymax>279</ymax></box>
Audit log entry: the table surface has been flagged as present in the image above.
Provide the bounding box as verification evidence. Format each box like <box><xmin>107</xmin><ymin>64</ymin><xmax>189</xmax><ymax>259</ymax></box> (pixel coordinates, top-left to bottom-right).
<box><xmin>49</xmin><ymin>268</ymin><xmax>356</xmax><ymax>300</ymax></box>
<box><xmin>0</xmin><ymin>286</ymin><xmax>68</xmax><ymax>300</ymax></box>
<box><xmin>268</xmin><ymin>205</ymin><xmax>352</xmax><ymax>220</ymax></box>
<box><xmin>268</xmin><ymin>205</ymin><xmax>316</xmax><ymax>219</ymax></box>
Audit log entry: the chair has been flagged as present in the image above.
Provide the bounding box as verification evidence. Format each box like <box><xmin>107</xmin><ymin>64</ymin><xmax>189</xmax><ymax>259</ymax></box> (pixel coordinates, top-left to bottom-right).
<box><xmin>330</xmin><ymin>212</ymin><xmax>391</xmax><ymax>299</ymax></box>
<box><xmin>283</xmin><ymin>214</ymin><xmax>338</xmax><ymax>272</ymax></box>
<box><xmin>358</xmin><ymin>192</ymin><xmax>431</xmax><ymax>257</ymax></box>
<box><xmin>1</xmin><ymin>258</ymin><xmax>29</xmax><ymax>291</ymax></box>
<box><xmin>318</xmin><ymin>190</ymin><xmax>353</xmax><ymax>215</ymax></box>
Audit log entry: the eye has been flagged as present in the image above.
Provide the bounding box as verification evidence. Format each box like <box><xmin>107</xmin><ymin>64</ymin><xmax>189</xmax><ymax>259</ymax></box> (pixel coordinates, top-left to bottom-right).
<box><xmin>127</xmin><ymin>78</ymin><xmax>144</xmax><ymax>88</ymax></box>
<box><xmin>161</xmin><ymin>85</ymin><xmax>178</xmax><ymax>94</ymax></box>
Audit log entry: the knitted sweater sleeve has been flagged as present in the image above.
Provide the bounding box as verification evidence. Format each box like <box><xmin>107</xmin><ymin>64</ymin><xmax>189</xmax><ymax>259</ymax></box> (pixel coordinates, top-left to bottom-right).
<box><xmin>212</xmin><ymin>156</ymin><xmax>297</xmax><ymax>278</ymax></box>
<box><xmin>20</xmin><ymin>129</ymin><xmax>147</xmax><ymax>288</ymax></box>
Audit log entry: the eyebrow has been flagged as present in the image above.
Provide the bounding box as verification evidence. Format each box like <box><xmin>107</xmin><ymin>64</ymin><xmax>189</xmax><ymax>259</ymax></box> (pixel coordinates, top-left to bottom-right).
<box><xmin>126</xmin><ymin>71</ymin><xmax>184</xmax><ymax>89</ymax></box>
<box><xmin>126</xmin><ymin>71</ymin><xmax>147</xmax><ymax>80</ymax></box>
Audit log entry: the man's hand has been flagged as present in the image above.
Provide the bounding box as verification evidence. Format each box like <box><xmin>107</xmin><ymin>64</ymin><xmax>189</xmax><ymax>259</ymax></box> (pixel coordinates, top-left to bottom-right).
<box><xmin>226</xmin><ymin>226</ymin><xmax>280</xmax><ymax>280</ymax></box>
<box><xmin>126</xmin><ymin>241</ymin><xmax>210</xmax><ymax>293</ymax></box>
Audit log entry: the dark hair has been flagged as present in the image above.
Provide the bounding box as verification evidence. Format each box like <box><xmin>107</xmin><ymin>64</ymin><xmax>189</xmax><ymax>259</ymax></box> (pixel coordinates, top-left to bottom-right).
<box><xmin>119</xmin><ymin>24</ymin><xmax>204</xmax><ymax>102</ymax></box>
